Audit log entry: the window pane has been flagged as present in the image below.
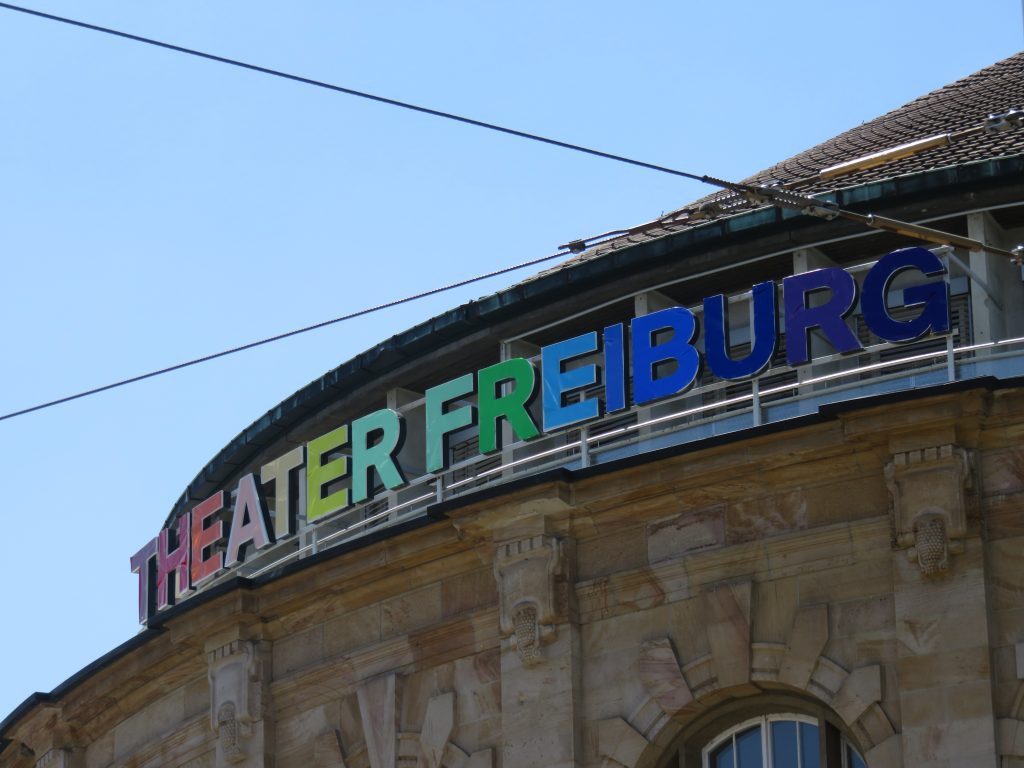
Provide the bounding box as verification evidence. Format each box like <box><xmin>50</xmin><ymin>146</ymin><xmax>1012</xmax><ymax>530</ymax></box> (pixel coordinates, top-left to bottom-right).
<box><xmin>846</xmin><ymin>745</ymin><xmax>867</xmax><ymax>768</ymax></box>
<box><xmin>736</xmin><ymin>726</ymin><xmax>763</xmax><ymax>768</ymax></box>
<box><xmin>712</xmin><ymin>740</ymin><xmax>735</xmax><ymax>768</ymax></box>
<box><xmin>770</xmin><ymin>720</ymin><xmax>798</xmax><ymax>767</ymax></box>
<box><xmin>799</xmin><ymin>722</ymin><xmax>820</xmax><ymax>768</ymax></box>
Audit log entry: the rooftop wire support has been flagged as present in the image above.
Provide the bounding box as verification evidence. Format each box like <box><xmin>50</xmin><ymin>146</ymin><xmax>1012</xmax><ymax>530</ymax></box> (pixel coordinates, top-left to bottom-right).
<box><xmin>724</xmin><ymin>108</ymin><xmax>1024</xmax><ymax>262</ymax></box>
<box><xmin>716</xmin><ymin>171</ymin><xmax>1024</xmax><ymax>263</ymax></box>
<box><xmin>568</xmin><ymin>109</ymin><xmax>1024</xmax><ymax>258</ymax></box>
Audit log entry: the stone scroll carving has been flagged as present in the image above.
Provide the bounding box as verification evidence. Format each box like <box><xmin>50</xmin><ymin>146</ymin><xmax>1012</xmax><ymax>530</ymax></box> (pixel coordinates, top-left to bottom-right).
<box><xmin>207</xmin><ymin>639</ymin><xmax>269</xmax><ymax>767</ymax></box>
<box><xmin>493</xmin><ymin>534</ymin><xmax>567</xmax><ymax>666</ymax></box>
<box><xmin>885</xmin><ymin>444</ymin><xmax>974</xmax><ymax>575</ymax></box>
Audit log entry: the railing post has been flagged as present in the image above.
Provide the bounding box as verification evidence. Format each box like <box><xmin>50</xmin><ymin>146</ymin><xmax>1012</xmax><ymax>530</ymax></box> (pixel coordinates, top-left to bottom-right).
<box><xmin>946</xmin><ymin>334</ymin><xmax>957</xmax><ymax>382</ymax></box>
<box><xmin>580</xmin><ymin>426</ymin><xmax>591</xmax><ymax>468</ymax></box>
<box><xmin>752</xmin><ymin>378</ymin><xmax>762</xmax><ymax>426</ymax></box>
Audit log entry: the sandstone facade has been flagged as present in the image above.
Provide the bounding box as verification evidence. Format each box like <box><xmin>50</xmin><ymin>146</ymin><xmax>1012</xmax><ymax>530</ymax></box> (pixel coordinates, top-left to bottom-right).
<box><xmin>5</xmin><ymin>384</ymin><xmax>1024</xmax><ymax>768</ymax></box>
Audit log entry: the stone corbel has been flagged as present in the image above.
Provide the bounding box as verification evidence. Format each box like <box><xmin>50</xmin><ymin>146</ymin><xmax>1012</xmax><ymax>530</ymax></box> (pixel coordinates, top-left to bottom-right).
<box><xmin>6</xmin><ymin>743</ymin><xmax>35</xmax><ymax>768</ymax></box>
<box><xmin>493</xmin><ymin>534</ymin><xmax>568</xmax><ymax>665</ymax></box>
<box><xmin>207</xmin><ymin>639</ymin><xmax>269</xmax><ymax>766</ymax></box>
<box><xmin>885</xmin><ymin>444</ymin><xmax>973</xmax><ymax>575</ymax></box>
<box><xmin>25</xmin><ymin>716</ymin><xmax>81</xmax><ymax>768</ymax></box>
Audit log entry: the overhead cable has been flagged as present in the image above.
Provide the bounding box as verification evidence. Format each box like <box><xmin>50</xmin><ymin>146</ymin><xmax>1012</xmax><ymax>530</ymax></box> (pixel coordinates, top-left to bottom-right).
<box><xmin>0</xmin><ymin>249</ymin><xmax>571</xmax><ymax>423</ymax></box>
<box><xmin>0</xmin><ymin>2</ymin><xmax>714</xmax><ymax>187</ymax></box>
<box><xmin>6</xmin><ymin>0</ymin><xmax>1021</xmax><ymax>260</ymax></box>
<box><xmin>3</xmin><ymin>2</ymin><xmax>1022</xmax><ymax>423</ymax></box>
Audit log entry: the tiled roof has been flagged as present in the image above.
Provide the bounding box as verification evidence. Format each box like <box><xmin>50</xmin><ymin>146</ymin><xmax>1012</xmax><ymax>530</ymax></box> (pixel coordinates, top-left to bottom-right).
<box><xmin>542</xmin><ymin>51</ymin><xmax>1024</xmax><ymax>274</ymax></box>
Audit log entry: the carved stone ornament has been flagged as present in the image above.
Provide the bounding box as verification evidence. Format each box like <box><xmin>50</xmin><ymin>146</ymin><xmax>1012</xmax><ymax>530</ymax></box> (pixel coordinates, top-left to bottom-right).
<box><xmin>34</xmin><ymin>749</ymin><xmax>72</xmax><ymax>768</ymax></box>
<box><xmin>207</xmin><ymin>640</ymin><xmax>266</xmax><ymax>766</ymax></box>
<box><xmin>493</xmin><ymin>534</ymin><xmax>567</xmax><ymax>665</ymax></box>
<box><xmin>885</xmin><ymin>444</ymin><xmax>973</xmax><ymax>575</ymax></box>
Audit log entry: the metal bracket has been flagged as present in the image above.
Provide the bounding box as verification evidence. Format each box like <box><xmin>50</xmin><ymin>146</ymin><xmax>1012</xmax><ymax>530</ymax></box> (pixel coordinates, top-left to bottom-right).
<box><xmin>726</xmin><ymin>181</ymin><xmax>1022</xmax><ymax>263</ymax></box>
<box><xmin>986</xmin><ymin>107</ymin><xmax>1024</xmax><ymax>133</ymax></box>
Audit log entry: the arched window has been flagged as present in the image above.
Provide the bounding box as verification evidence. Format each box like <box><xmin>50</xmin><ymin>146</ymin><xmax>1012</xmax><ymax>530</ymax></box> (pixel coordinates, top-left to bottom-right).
<box><xmin>703</xmin><ymin>715</ymin><xmax>866</xmax><ymax>768</ymax></box>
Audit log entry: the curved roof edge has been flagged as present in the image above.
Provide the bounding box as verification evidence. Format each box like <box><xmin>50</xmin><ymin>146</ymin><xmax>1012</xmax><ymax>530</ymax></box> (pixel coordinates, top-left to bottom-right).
<box><xmin>4</xmin><ymin>374</ymin><xmax>1017</xmax><ymax>751</ymax></box>
<box><xmin>163</xmin><ymin>154</ymin><xmax>1023</xmax><ymax>528</ymax></box>
<box><xmin>0</xmin><ymin>627</ymin><xmax>165</xmax><ymax>753</ymax></box>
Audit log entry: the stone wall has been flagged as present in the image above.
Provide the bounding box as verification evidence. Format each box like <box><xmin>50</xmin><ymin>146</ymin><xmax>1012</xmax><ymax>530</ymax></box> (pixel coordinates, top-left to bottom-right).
<box><xmin>6</xmin><ymin>385</ymin><xmax>1024</xmax><ymax>768</ymax></box>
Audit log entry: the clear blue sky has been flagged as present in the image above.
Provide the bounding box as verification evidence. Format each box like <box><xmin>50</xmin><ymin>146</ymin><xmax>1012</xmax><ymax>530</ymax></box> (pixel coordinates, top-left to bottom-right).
<box><xmin>0</xmin><ymin>0</ymin><xmax>1020</xmax><ymax>719</ymax></box>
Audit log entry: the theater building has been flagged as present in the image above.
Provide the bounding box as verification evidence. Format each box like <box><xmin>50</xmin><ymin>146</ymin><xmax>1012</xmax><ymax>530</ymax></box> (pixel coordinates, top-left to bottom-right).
<box><xmin>4</xmin><ymin>53</ymin><xmax>1024</xmax><ymax>768</ymax></box>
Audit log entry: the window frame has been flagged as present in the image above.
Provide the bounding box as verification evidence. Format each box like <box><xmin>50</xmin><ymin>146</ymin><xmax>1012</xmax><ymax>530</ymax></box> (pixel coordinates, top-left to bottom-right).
<box><xmin>701</xmin><ymin>713</ymin><xmax>864</xmax><ymax>768</ymax></box>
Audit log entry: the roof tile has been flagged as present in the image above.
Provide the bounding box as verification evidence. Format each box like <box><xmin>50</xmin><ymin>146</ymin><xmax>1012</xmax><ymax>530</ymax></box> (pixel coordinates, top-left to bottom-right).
<box><xmin>539</xmin><ymin>52</ymin><xmax>1024</xmax><ymax>276</ymax></box>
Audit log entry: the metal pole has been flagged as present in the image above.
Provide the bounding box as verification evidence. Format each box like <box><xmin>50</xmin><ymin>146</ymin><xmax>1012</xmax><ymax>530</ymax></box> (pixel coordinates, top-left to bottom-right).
<box><xmin>946</xmin><ymin>334</ymin><xmax>957</xmax><ymax>382</ymax></box>
<box><xmin>580</xmin><ymin>426</ymin><xmax>591</xmax><ymax>468</ymax></box>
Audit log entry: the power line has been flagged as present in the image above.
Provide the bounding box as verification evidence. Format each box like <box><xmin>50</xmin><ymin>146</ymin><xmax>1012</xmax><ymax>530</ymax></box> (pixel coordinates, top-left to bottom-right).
<box><xmin>0</xmin><ymin>3</ymin><xmax>726</xmax><ymax>425</ymax></box>
<box><xmin>0</xmin><ymin>249</ymin><xmax>572</xmax><ymax>423</ymax></box>
<box><xmin>5</xmin><ymin>2</ymin><xmax>1015</xmax><ymax>423</ymax></box>
<box><xmin>0</xmin><ymin>2</ymin><xmax>714</xmax><ymax>187</ymax></box>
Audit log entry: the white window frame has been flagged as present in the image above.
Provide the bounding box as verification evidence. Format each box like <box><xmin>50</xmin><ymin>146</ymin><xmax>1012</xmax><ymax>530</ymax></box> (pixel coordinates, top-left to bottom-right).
<box><xmin>701</xmin><ymin>713</ymin><xmax>827</xmax><ymax>768</ymax></box>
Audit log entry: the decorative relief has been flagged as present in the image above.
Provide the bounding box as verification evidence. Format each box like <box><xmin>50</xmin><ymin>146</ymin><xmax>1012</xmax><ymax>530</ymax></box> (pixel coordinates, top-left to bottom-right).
<box><xmin>216</xmin><ymin>702</ymin><xmax>243</xmax><ymax>763</ymax></box>
<box><xmin>207</xmin><ymin>639</ymin><xmax>269</xmax><ymax>767</ymax></box>
<box><xmin>512</xmin><ymin>605</ymin><xmax>541</xmax><ymax>665</ymax></box>
<box><xmin>913</xmin><ymin>515</ymin><xmax>949</xmax><ymax>574</ymax></box>
<box><xmin>885</xmin><ymin>444</ymin><xmax>974</xmax><ymax>575</ymax></box>
<box><xmin>34</xmin><ymin>749</ymin><xmax>71</xmax><ymax>768</ymax></box>
<box><xmin>493</xmin><ymin>534</ymin><xmax>569</xmax><ymax>666</ymax></box>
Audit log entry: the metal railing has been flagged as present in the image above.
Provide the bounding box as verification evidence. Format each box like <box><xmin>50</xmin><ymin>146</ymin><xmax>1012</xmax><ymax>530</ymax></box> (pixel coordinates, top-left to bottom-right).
<box><xmin>201</xmin><ymin>247</ymin><xmax>1024</xmax><ymax>588</ymax></box>
<box><xmin>232</xmin><ymin>339</ymin><xmax>1024</xmax><ymax>584</ymax></box>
